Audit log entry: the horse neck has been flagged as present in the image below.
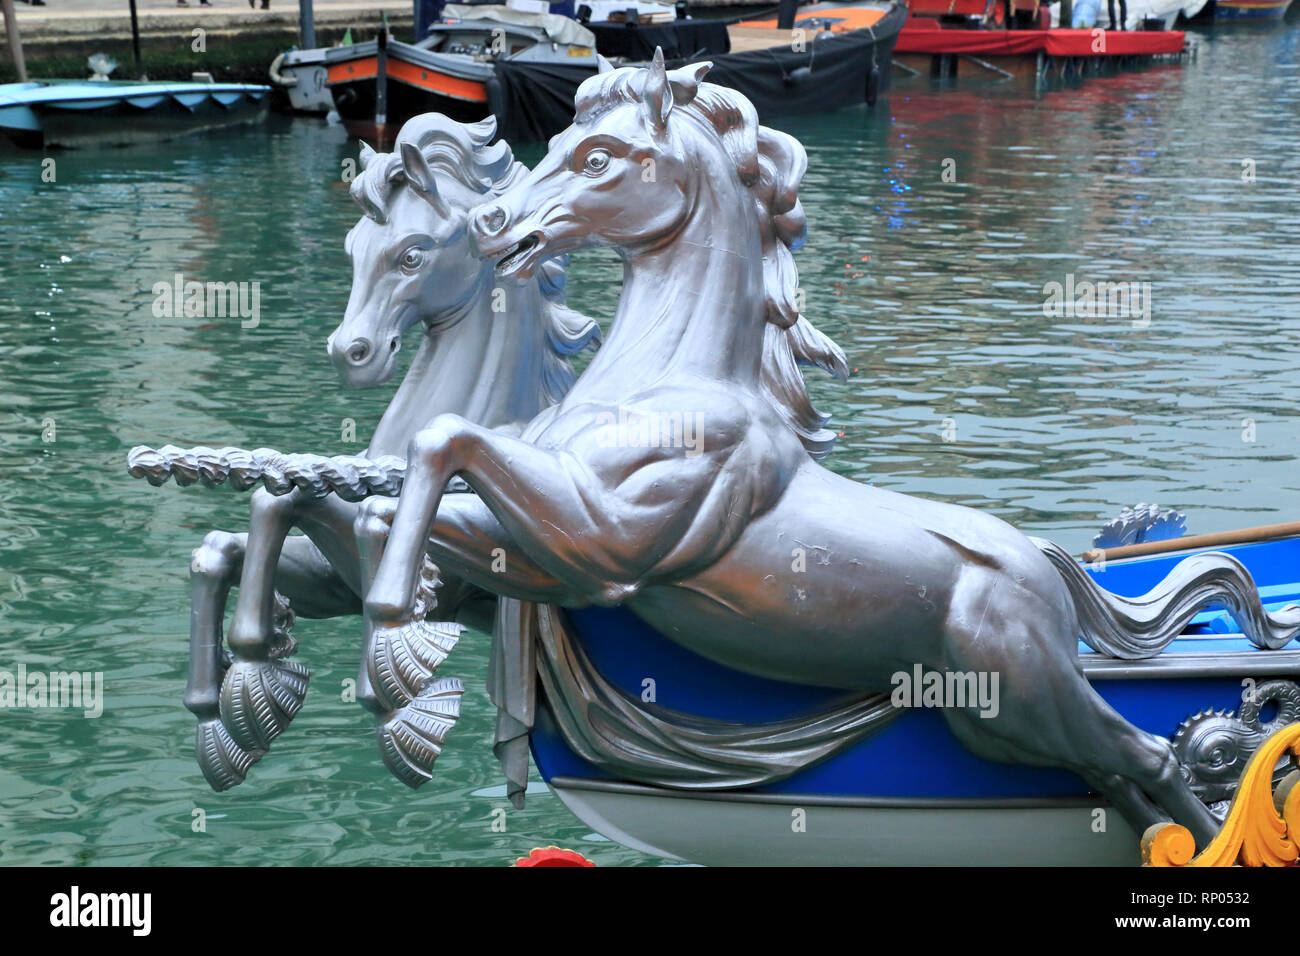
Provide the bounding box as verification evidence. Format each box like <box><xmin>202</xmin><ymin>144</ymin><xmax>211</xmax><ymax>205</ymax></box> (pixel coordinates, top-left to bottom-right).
<box><xmin>566</xmin><ymin>166</ymin><xmax>767</xmax><ymax>405</ymax></box>
<box><xmin>367</xmin><ymin>271</ymin><xmax>552</xmax><ymax>456</ymax></box>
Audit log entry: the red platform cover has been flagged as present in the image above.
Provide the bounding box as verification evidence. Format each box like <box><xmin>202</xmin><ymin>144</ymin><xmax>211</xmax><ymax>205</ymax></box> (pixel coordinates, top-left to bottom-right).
<box><xmin>896</xmin><ymin>22</ymin><xmax>1185</xmax><ymax>56</ymax></box>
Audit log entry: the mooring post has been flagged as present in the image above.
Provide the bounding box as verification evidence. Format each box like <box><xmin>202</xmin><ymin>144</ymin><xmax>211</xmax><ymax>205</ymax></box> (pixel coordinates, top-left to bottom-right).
<box><xmin>299</xmin><ymin>0</ymin><xmax>315</xmax><ymax>50</ymax></box>
<box><xmin>777</xmin><ymin>0</ymin><xmax>797</xmax><ymax>30</ymax></box>
<box><xmin>2</xmin><ymin>0</ymin><xmax>28</xmax><ymax>83</ymax></box>
<box><xmin>374</xmin><ymin>28</ymin><xmax>388</xmax><ymax>149</ymax></box>
<box><xmin>127</xmin><ymin>0</ymin><xmax>143</xmax><ymax>76</ymax></box>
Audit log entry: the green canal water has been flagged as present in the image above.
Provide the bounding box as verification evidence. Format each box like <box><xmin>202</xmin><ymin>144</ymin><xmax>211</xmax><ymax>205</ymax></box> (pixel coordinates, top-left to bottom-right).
<box><xmin>0</xmin><ymin>23</ymin><xmax>1297</xmax><ymax>866</ymax></box>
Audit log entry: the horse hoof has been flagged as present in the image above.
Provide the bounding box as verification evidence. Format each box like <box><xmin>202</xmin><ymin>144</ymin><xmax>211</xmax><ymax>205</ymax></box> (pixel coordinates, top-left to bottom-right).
<box><xmin>195</xmin><ymin>718</ymin><xmax>264</xmax><ymax>791</ymax></box>
<box><xmin>370</xmin><ymin>619</ymin><xmax>463</xmax><ymax>710</ymax></box>
<box><xmin>219</xmin><ymin>658</ymin><xmax>310</xmax><ymax>753</ymax></box>
<box><xmin>376</xmin><ymin>677</ymin><xmax>463</xmax><ymax>789</ymax></box>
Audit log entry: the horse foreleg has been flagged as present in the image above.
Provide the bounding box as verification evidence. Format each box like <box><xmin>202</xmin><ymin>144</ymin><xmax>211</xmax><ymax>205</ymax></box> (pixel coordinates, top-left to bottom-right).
<box><xmin>367</xmin><ymin>414</ymin><xmax>619</xmax><ymax>626</ymax></box>
<box><xmin>218</xmin><ymin>489</ymin><xmax>359</xmax><ymax>761</ymax></box>
<box><xmin>353</xmin><ymin>493</ymin><xmax>572</xmax><ymax>788</ymax></box>
<box><xmin>187</xmin><ymin>530</ymin><xmax>257</xmax><ymax>791</ymax></box>
<box><xmin>353</xmin><ymin>494</ymin><xmax>461</xmax><ymax>789</ymax></box>
<box><xmin>227</xmin><ymin>488</ymin><xmax>359</xmax><ymax>656</ymax></box>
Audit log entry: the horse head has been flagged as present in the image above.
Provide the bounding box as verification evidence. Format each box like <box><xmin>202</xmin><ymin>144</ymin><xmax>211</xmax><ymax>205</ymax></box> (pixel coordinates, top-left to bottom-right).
<box><xmin>466</xmin><ymin>50</ymin><xmax>738</xmax><ymax>279</ymax></box>
<box><xmin>468</xmin><ymin>52</ymin><xmax>844</xmax><ymax>456</ymax></box>
<box><xmin>329</xmin><ymin>114</ymin><xmax>520</xmax><ymax>388</ymax></box>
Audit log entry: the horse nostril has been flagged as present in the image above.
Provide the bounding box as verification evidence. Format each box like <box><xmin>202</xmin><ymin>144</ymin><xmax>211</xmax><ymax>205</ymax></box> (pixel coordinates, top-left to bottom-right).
<box><xmin>389</xmin><ymin>336</ymin><xmax>399</xmax><ymax>353</ymax></box>
<box><xmin>478</xmin><ymin>205</ymin><xmax>507</xmax><ymax>236</ymax></box>
<box><xmin>347</xmin><ymin>338</ymin><xmax>371</xmax><ymax>364</ymax></box>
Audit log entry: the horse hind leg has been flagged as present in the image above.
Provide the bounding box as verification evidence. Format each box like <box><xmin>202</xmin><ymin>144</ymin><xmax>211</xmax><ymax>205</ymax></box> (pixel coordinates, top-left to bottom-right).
<box><xmin>942</xmin><ymin>688</ymin><xmax>1219</xmax><ymax>854</ymax></box>
<box><xmin>187</xmin><ymin>530</ymin><xmax>263</xmax><ymax>791</ymax></box>
<box><xmin>939</xmin><ymin>583</ymin><xmax>1220</xmax><ymax>852</ymax></box>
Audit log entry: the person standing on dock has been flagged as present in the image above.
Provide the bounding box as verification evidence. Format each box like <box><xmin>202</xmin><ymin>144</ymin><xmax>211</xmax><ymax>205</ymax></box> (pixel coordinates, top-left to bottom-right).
<box><xmin>1107</xmin><ymin>0</ymin><xmax>1127</xmax><ymax>28</ymax></box>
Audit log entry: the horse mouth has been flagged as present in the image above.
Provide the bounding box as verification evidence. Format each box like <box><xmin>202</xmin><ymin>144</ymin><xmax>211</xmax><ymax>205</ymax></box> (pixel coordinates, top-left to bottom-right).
<box><xmin>495</xmin><ymin>232</ymin><xmax>543</xmax><ymax>278</ymax></box>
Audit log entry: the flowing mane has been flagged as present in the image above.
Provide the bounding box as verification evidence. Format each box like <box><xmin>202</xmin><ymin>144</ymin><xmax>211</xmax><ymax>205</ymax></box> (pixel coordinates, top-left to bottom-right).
<box><xmin>350</xmin><ymin>114</ymin><xmax>600</xmax><ymax>405</ymax></box>
<box><xmin>576</xmin><ymin>70</ymin><xmax>848</xmax><ymax>458</ymax></box>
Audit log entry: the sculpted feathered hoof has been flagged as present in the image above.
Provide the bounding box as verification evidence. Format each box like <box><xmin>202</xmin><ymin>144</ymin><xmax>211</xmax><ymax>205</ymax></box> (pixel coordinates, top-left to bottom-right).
<box><xmin>195</xmin><ymin>718</ymin><xmax>264</xmax><ymax>791</ymax></box>
<box><xmin>368</xmin><ymin>560</ymin><xmax>459</xmax><ymax>711</ymax></box>
<box><xmin>370</xmin><ymin>620</ymin><xmax>463</xmax><ymax>712</ymax></box>
<box><xmin>376</xmin><ymin>678</ymin><xmax>464</xmax><ymax>789</ymax></box>
<box><xmin>218</xmin><ymin>658</ymin><xmax>310</xmax><ymax>753</ymax></box>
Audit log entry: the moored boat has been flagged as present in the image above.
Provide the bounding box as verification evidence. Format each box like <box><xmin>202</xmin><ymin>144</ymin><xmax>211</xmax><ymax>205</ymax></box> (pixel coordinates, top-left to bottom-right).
<box><xmin>0</xmin><ymin>79</ymin><xmax>270</xmax><ymax>150</ymax></box>
<box><xmin>1211</xmin><ymin>0</ymin><xmax>1293</xmax><ymax>17</ymax></box>
<box><xmin>269</xmin><ymin>47</ymin><xmax>336</xmax><ymax>115</ymax></box>
<box><xmin>325</xmin><ymin>6</ymin><xmax>600</xmax><ymax>148</ymax></box>
<box><xmin>891</xmin><ymin>0</ymin><xmax>1189</xmax><ymax>83</ymax></box>
<box><xmin>326</xmin><ymin>1</ymin><xmax>906</xmax><ymax>146</ymax></box>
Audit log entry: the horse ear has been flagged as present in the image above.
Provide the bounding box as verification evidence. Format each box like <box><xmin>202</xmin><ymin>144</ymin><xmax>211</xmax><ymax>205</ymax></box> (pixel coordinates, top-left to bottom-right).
<box><xmin>596</xmin><ymin>54</ymin><xmax>615</xmax><ymax>74</ymax></box>
<box><xmin>359</xmin><ymin>141</ymin><xmax>378</xmax><ymax>171</ymax></box>
<box><xmin>399</xmin><ymin>141</ymin><xmax>452</xmax><ymax>218</ymax></box>
<box><xmin>640</xmin><ymin>47</ymin><xmax>673</xmax><ymax>132</ymax></box>
<box><xmin>667</xmin><ymin>61</ymin><xmax>711</xmax><ymax>106</ymax></box>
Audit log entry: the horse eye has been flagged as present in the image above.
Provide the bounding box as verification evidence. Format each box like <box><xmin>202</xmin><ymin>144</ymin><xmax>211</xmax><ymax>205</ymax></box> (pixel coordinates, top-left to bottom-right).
<box><xmin>584</xmin><ymin>149</ymin><xmax>611</xmax><ymax>174</ymax></box>
<box><xmin>400</xmin><ymin>248</ymin><xmax>425</xmax><ymax>271</ymax></box>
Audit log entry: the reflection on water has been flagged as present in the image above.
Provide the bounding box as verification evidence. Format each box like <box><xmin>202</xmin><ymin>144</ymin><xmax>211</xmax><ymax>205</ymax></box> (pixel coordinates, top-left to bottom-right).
<box><xmin>0</xmin><ymin>25</ymin><xmax>1297</xmax><ymax>865</ymax></box>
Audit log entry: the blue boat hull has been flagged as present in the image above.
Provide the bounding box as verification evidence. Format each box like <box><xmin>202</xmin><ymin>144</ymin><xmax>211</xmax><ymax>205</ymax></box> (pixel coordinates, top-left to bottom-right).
<box><xmin>529</xmin><ymin>535</ymin><xmax>1299</xmax><ymax>861</ymax></box>
<box><xmin>0</xmin><ymin>81</ymin><xmax>269</xmax><ymax>149</ymax></box>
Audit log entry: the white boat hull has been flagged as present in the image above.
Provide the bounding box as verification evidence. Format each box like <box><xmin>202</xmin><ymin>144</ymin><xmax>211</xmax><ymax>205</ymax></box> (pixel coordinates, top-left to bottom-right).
<box><xmin>550</xmin><ymin>778</ymin><xmax>1143</xmax><ymax>866</ymax></box>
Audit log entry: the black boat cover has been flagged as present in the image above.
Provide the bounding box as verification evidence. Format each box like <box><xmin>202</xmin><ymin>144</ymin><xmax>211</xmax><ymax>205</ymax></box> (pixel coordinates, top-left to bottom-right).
<box><xmin>486</xmin><ymin>4</ymin><xmax>904</xmax><ymax>144</ymax></box>
<box><xmin>587</xmin><ymin>18</ymin><xmax>732</xmax><ymax>60</ymax></box>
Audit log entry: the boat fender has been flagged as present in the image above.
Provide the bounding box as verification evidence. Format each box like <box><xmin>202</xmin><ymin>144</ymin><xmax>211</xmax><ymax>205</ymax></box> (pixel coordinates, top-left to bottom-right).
<box><xmin>269</xmin><ymin>52</ymin><xmax>298</xmax><ymax>87</ymax></box>
<box><xmin>512</xmin><ymin>846</ymin><xmax>595</xmax><ymax>867</ymax></box>
<box><xmin>866</xmin><ymin>64</ymin><xmax>880</xmax><ymax>105</ymax></box>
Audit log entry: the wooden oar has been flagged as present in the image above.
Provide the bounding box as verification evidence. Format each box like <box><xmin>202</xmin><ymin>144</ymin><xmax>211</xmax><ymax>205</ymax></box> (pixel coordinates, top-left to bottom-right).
<box><xmin>1082</xmin><ymin>520</ymin><xmax>1300</xmax><ymax>564</ymax></box>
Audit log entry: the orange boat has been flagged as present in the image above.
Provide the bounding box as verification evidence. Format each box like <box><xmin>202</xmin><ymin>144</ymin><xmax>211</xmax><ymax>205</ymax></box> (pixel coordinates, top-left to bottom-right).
<box><xmin>325</xmin><ymin>8</ymin><xmax>599</xmax><ymax>149</ymax></box>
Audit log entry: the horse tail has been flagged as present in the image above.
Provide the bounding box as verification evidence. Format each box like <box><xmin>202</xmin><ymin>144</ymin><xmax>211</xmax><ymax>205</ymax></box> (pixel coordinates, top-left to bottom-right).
<box><xmin>127</xmin><ymin>445</ymin><xmax>405</xmax><ymax>501</ymax></box>
<box><xmin>1032</xmin><ymin>537</ymin><xmax>1300</xmax><ymax>659</ymax></box>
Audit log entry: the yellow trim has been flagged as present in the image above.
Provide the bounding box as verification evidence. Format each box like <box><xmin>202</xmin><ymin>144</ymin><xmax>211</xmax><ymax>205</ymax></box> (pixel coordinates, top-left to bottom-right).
<box><xmin>1142</xmin><ymin>722</ymin><xmax>1300</xmax><ymax>867</ymax></box>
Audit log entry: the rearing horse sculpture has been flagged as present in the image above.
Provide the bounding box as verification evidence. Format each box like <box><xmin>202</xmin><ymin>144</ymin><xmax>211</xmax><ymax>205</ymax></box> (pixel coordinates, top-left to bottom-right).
<box><xmin>135</xmin><ymin>113</ymin><xmax>599</xmax><ymax>790</ymax></box>
<box><xmin>134</xmin><ymin>56</ymin><xmax>1299</xmax><ymax>851</ymax></box>
<box><xmin>335</xmin><ymin>53</ymin><xmax>1297</xmax><ymax>850</ymax></box>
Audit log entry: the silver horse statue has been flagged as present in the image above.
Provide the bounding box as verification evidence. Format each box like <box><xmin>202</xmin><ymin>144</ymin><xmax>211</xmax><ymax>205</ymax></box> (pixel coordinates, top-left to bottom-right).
<box><xmin>133</xmin><ymin>113</ymin><xmax>598</xmax><ymax>790</ymax></box>
<box><xmin>132</xmin><ymin>55</ymin><xmax>1299</xmax><ymax>853</ymax></box>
